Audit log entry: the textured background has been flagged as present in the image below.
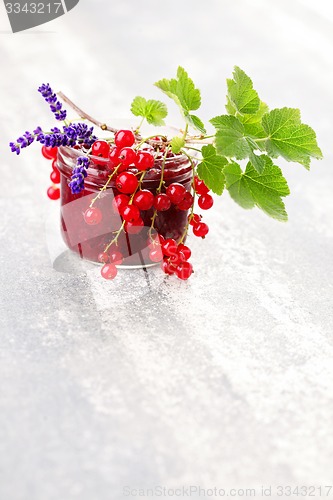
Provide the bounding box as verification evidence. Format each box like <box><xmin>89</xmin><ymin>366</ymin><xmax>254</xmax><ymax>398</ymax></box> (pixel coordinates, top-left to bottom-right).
<box><xmin>1</xmin><ymin>0</ymin><xmax>333</xmax><ymax>499</ymax></box>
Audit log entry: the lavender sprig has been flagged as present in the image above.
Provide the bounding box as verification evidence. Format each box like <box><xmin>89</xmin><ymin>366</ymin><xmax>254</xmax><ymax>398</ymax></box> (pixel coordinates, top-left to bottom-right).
<box><xmin>9</xmin><ymin>128</ymin><xmax>41</xmax><ymax>155</ymax></box>
<box><xmin>38</xmin><ymin>83</ymin><xmax>67</xmax><ymax>121</ymax></box>
<box><xmin>68</xmin><ymin>156</ymin><xmax>90</xmax><ymax>194</ymax></box>
<box><xmin>9</xmin><ymin>123</ymin><xmax>98</xmax><ymax>155</ymax></box>
<box><xmin>10</xmin><ymin>83</ymin><xmax>99</xmax><ymax>155</ymax></box>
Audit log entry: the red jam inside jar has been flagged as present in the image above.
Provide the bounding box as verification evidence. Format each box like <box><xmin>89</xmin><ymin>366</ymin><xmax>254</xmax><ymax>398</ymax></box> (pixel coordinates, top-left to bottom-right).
<box><xmin>57</xmin><ymin>146</ymin><xmax>193</xmax><ymax>266</ymax></box>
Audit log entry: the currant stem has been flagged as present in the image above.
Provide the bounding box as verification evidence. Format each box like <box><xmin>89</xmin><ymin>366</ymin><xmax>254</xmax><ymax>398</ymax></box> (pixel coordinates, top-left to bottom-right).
<box><xmin>104</xmin><ymin>221</ymin><xmax>126</xmax><ymax>252</ymax></box>
<box><xmin>135</xmin><ymin>117</ymin><xmax>145</xmax><ymax>133</ymax></box>
<box><xmin>89</xmin><ymin>164</ymin><xmax>121</xmax><ymax>208</ymax></box>
<box><xmin>134</xmin><ymin>135</ymin><xmax>166</xmax><ymax>150</ymax></box>
<box><xmin>149</xmin><ymin>210</ymin><xmax>158</xmax><ymax>239</ymax></box>
<box><xmin>184</xmin><ymin>146</ymin><xmax>202</xmax><ymax>153</ymax></box>
<box><xmin>103</xmin><ymin>171</ymin><xmax>147</xmax><ymax>253</ymax></box>
<box><xmin>128</xmin><ymin>171</ymin><xmax>146</xmax><ymax>204</ymax></box>
<box><xmin>185</xmin><ymin>137</ymin><xmax>214</xmax><ymax>145</ymax></box>
<box><xmin>157</xmin><ymin>146</ymin><xmax>170</xmax><ymax>193</ymax></box>
<box><xmin>182</xmin><ymin>123</ymin><xmax>189</xmax><ymax>142</ymax></box>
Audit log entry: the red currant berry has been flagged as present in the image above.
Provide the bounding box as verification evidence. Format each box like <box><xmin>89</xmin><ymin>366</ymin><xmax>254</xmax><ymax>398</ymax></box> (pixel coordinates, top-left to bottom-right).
<box><xmin>42</xmin><ymin>146</ymin><xmax>58</xmax><ymax>160</ymax></box>
<box><xmin>116</xmin><ymin>172</ymin><xmax>139</xmax><ymax>194</ymax></box>
<box><xmin>119</xmin><ymin>147</ymin><xmax>137</xmax><ymax>167</ymax></box>
<box><xmin>50</xmin><ymin>169</ymin><xmax>60</xmax><ymax>184</ymax></box>
<box><xmin>135</xmin><ymin>151</ymin><xmax>155</xmax><ymax>171</ymax></box>
<box><xmin>154</xmin><ymin>193</ymin><xmax>171</xmax><ymax>211</ymax></box>
<box><xmin>133</xmin><ymin>190</ymin><xmax>154</xmax><ymax>210</ymax></box>
<box><xmin>198</xmin><ymin>193</ymin><xmax>214</xmax><ymax>210</ymax></box>
<box><xmin>193</xmin><ymin>222</ymin><xmax>209</xmax><ymax>238</ymax></box>
<box><xmin>109</xmin><ymin>250</ymin><xmax>123</xmax><ymax>265</ymax></box>
<box><xmin>98</xmin><ymin>252</ymin><xmax>109</xmax><ymax>264</ymax></box>
<box><xmin>124</xmin><ymin>218</ymin><xmax>144</xmax><ymax>234</ymax></box>
<box><xmin>109</xmin><ymin>147</ymin><xmax>121</xmax><ymax>168</ymax></box>
<box><xmin>170</xmin><ymin>251</ymin><xmax>186</xmax><ymax>265</ymax></box>
<box><xmin>149</xmin><ymin>248</ymin><xmax>163</xmax><ymax>262</ymax></box>
<box><xmin>84</xmin><ymin>207</ymin><xmax>103</xmax><ymax>225</ymax></box>
<box><xmin>176</xmin><ymin>261</ymin><xmax>193</xmax><ymax>280</ymax></box>
<box><xmin>91</xmin><ymin>140</ymin><xmax>110</xmax><ymax>158</ymax></box>
<box><xmin>51</xmin><ymin>160</ymin><xmax>59</xmax><ymax>171</ymax></box>
<box><xmin>47</xmin><ymin>186</ymin><xmax>60</xmax><ymax>200</ymax></box>
<box><xmin>101</xmin><ymin>263</ymin><xmax>118</xmax><ymax>280</ymax></box>
<box><xmin>114</xmin><ymin>129</ymin><xmax>135</xmax><ymax>148</ymax></box>
<box><xmin>161</xmin><ymin>238</ymin><xmax>178</xmax><ymax>257</ymax></box>
<box><xmin>161</xmin><ymin>260</ymin><xmax>177</xmax><ymax>275</ymax></box>
<box><xmin>112</xmin><ymin>194</ymin><xmax>130</xmax><ymax>214</ymax></box>
<box><xmin>177</xmin><ymin>192</ymin><xmax>194</xmax><ymax>210</ymax></box>
<box><xmin>194</xmin><ymin>176</ymin><xmax>209</xmax><ymax>195</ymax></box>
<box><xmin>166</xmin><ymin>183</ymin><xmax>186</xmax><ymax>204</ymax></box>
<box><xmin>188</xmin><ymin>213</ymin><xmax>202</xmax><ymax>226</ymax></box>
<box><xmin>177</xmin><ymin>244</ymin><xmax>191</xmax><ymax>260</ymax></box>
<box><xmin>121</xmin><ymin>204</ymin><xmax>141</xmax><ymax>223</ymax></box>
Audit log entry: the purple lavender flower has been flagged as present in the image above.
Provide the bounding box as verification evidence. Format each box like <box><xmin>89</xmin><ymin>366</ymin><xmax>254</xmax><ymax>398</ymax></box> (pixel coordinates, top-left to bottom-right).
<box><xmin>33</xmin><ymin>126</ymin><xmax>43</xmax><ymax>138</ymax></box>
<box><xmin>9</xmin><ymin>128</ymin><xmax>41</xmax><ymax>155</ymax></box>
<box><xmin>10</xmin><ymin>121</ymin><xmax>97</xmax><ymax>155</ymax></box>
<box><xmin>38</xmin><ymin>83</ymin><xmax>67</xmax><ymax>121</ymax></box>
<box><xmin>38</xmin><ymin>83</ymin><xmax>57</xmax><ymax>103</ymax></box>
<box><xmin>50</xmin><ymin>101</ymin><xmax>67</xmax><ymax>121</ymax></box>
<box><xmin>9</xmin><ymin>142</ymin><xmax>21</xmax><ymax>155</ymax></box>
<box><xmin>68</xmin><ymin>156</ymin><xmax>90</xmax><ymax>194</ymax></box>
<box><xmin>37</xmin><ymin>130</ymin><xmax>75</xmax><ymax>148</ymax></box>
<box><xmin>64</xmin><ymin>123</ymin><xmax>98</xmax><ymax>147</ymax></box>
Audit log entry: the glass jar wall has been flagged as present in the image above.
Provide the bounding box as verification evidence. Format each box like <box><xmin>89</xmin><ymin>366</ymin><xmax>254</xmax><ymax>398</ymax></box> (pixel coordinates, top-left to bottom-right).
<box><xmin>57</xmin><ymin>146</ymin><xmax>193</xmax><ymax>267</ymax></box>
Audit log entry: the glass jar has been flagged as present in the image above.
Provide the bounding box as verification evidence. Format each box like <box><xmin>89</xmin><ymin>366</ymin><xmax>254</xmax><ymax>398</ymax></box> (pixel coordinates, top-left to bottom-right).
<box><xmin>57</xmin><ymin>146</ymin><xmax>193</xmax><ymax>267</ymax></box>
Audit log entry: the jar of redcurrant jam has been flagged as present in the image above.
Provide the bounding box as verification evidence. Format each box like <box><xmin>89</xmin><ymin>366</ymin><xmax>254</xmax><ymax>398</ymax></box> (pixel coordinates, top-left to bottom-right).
<box><xmin>57</xmin><ymin>145</ymin><xmax>193</xmax><ymax>267</ymax></box>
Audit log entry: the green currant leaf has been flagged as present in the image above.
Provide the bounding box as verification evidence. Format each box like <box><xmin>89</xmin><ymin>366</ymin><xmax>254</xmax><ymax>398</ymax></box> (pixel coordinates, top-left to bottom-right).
<box><xmin>225</xmin><ymin>96</ymin><xmax>237</xmax><ymax>116</ymax></box>
<box><xmin>227</xmin><ymin>66</ymin><xmax>260</xmax><ymax>115</ymax></box>
<box><xmin>240</xmin><ymin>101</ymin><xmax>269</xmax><ymax>124</ymax></box>
<box><xmin>196</xmin><ymin>144</ymin><xmax>227</xmax><ymax>195</ymax></box>
<box><xmin>175</xmin><ymin>66</ymin><xmax>201</xmax><ymax>111</ymax></box>
<box><xmin>185</xmin><ymin>114</ymin><xmax>206</xmax><ymax>134</ymax></box>
<box><xmin>155</xmin><ymin>67</ymin><xmax>204</xmax><ymax>133</ymax></box>
<box><xmin>211</xmin><ymin>115</ymin><xmax>273</xmax><ymax>174</ymax></box>
<box><xmin>248</xmin><ymin>152</ymin><xmax>268</xmax><ymax>174</ymax></box>
<box><xmin>243</xmin><ymin>121</ymin><xmax>267</xmax><ymax>140</ymax></box>
<box><xmin>261</xmin><ymin>107</ymin><xmax>323</xmax><ymax>169</ymax></box>
<box><xmin>155</xmin><ymin>66</ymin><xmax>201</xmax><ymax>112</ymax></box>
<box><xmin>224</xmin><ymin>157</ymin><xmax>290</xmax><ymax>221</ymax></box>
<box><xmin>171</xmin><ymin>136</ymin><xmax>185</xmax><ymax>154</ymax></box>
<box><xmin>210</xmin><ymin>115</ymin><xmax>252</xmax><ymax>159</ymax></box>
<box><xmin>131</xmin><ymin>96</ymin><xmax>168</xmax><ymax>126</ymax></box>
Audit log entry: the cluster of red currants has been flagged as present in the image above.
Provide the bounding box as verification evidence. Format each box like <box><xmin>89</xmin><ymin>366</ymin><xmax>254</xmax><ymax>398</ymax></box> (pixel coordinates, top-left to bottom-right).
<box><xmin>43</xmin><ymin>129</ymin><xmax>215</xmax><ymax>282</ymax></box>
<box><xmin>92</xmin><ymin>130</ymin><xmax>154</xmax><ymax>173</ymax></box>
<box><xmin>187</xmin><ymin>175</ymin><xmax>214</xmax><ymax>239</ymax></box>
<box><xmin>43</xmin><ymin>146</ymin><xmax>61</xmax><ymax>200</ymax></box>
<box><xmin>98</xmin><ymin>246</ymin><xmax>124</xmax><ymax>281</ymax></box>
<box><xmin>97</xmin><ymin>235</ymin><xmax>193</xmax><ymax>281</ymax></box>
<box><xmin>151</xmin><ymin>235</ymin><xmax>193</xmax><ymax>280</ymax></box>
<box><xmin>83</xmin><ymin>175</ymin><xmax>199</xmax><ymax>237</ymax></box>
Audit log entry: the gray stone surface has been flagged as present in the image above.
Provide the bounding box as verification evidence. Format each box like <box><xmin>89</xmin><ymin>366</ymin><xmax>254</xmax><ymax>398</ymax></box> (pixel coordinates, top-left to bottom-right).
<box><xmin>1</xmin><ymin>1</ymin><xmax>333</xmax><ymax>499</ymax></box>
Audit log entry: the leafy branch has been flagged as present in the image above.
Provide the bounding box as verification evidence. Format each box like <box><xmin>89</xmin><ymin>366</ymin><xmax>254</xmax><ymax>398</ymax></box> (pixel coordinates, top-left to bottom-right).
<box><xmin>151</xmin><ymin>65</ymin><xmax>322</xmax><ymax>222</ymax></box>
<box><xmin>60</xmin><ymin>65</ymin><xmax>323</xmax><ymax>223</ymax></box>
